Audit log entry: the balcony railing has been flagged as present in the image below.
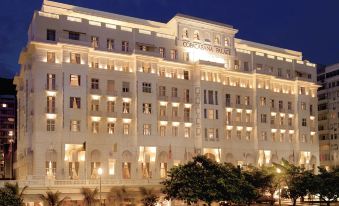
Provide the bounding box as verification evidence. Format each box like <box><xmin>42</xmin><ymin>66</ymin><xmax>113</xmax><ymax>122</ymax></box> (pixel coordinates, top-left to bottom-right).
<box><xmin>158</xmin><ymin>115</ymin><xmax>169</xmax><ymax>121</ymax></box>
<box><xmin>89</xmin><ymin>110</ymin><xmax>102</xmax><ymax>117</ymax></box>
<box><xmin>121</xmin><ymin>92</ymin><xmax>132</xmax><ymax>98</ymax></box>
<box><xmin>158</xmin><ymin>95</ymin><xmax>168</xmax><ymax>101</ymax></box>
<box><xmin>90</xmin><ymin>88</ymin><xmax>101</xmax><ymax>95</ymax></box>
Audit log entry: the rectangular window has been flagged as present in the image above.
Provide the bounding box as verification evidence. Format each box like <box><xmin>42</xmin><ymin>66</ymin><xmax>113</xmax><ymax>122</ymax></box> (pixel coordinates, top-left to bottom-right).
<box><xmin>183</xmin><ymin>52</ymin><xmax>190</xmax><ymax>62</ymax></box>
<box><xmin>122</xmin><ymin>162</ymin><xmax>131</xmax><ymax>179</ymax></box>
<box><xmin>184</xmin><ymin>89</ymin><xmax>190</xmax><ymax>103</ymax></box>
<box><xmin>244</xmin><ymin>61</ymin><xmax>249</xmax><ymax>71</ymax></box>
<box><xmin>70</xmin><ymin>53</ymin><xmax>80</xmax><ymax>64</ymax></box>
<box><xmin>107</xmin><ymin>39</ymin><xmax>114</xmax><ymax>50</ymax></box>
<box><xmin>92</xmin><ymin>122</ymin><xmax>99</xmax><ymax>134</ymax></box>
<box><xmin>68</xmin><ymin>31</ymin><xmax>80</xmax><ymax>40</ymax></box>
<box><xmin>159</xmin><ymin>86</ymin><xmax>166</xmax><ymax>96</ymax></box>
<box><xmin>159</xmin><ymin>47</ymin><xmax>165</xmax><ymax>58</ymax></box>
<box><xmin>208</xmin><ymin>90</ymin><xmax>214</xmax><ymax>104</ymax></box>
<box><xmin>108</xmin><ymin>159</ymin><xmax>116</xmax><ymax>175</ymax></box>
<box><xmin>159</xmin><ymin>106</ymin><xmax>166</xmax><ymax>117</ymax></box>
<box><xmin>123</xmin><ymin>124</ymin><xmax>129</xmax><ymax>135</ymax></box>
<box><xmin>70</xmin><ymin>120</ymin><xmax>80</xmax><ymax>132</ymax></box>
<box><xmin>245</xmin><ymin>131</ymin><xmax>251</xmax><ymax>140</ymax></box>
<box><xmin>91</xmin><ymin>36</ymin><xmax>99</xmax><ymax>48</ymax></box>
<box><xmin>143</xmin><ymin>124</ymin><xmax>151</xmax><ymax>136</ymax></box>
<box><xmin>107</xmin><ymin>123</ymin><xmax>115</xmax><ymax>134</ymax></box>
<box><xmin>47</xmin><ymin>96</ymin><xmax>56</xmax><ymax>113</ymax></box>
<box><xmin>47</xmin><ymin>52</ymin><xmax>55</xmax><ymax>63</ymax></box>
<box><xmin>184</xmin><ymin>70</ymin><xmax>189</xmax><ymax>80</ymax></box>
<box><xmin>236</xmin><ymin>95</ymin><xmax>241</xmax><ymax>105</ymax></box>
<box><xmin>47</xmin><ymin>119</ymin><xmax>55</xmax><ymax>131</ymax></box>
<box><xmin>170</xmin><ymin>49</ymin><xmax>177</xmax><ymax>60</ymax></box>
<box><xmin>226</xmin><ymin>130</ymin><xmax>231</xmax><ymax>140</ymax></box>
<box><xmin>47</xmin><ymin>73</ymin><xmax>56</xmax><ymax>90</ymax></box>
<box><xmin>172</xmin><ymin>107</ymin><xmax>178</xmax><ymax>118</ymax></box>
<box><xmin>122</xmin><ymin>82</ymin><xmax>130</xmax><ymax>93</ymax></box>
<box><xmin>122</xmin><ymin>102</ymin><xmax>130</xmax><ymax>113</ymax></box>
<box><xmin>107</xmin><ymin>80</ymin><xmax>115</xmax><ymax>92</ymax></box>
<box><xmin>261</xmin><ymin>132</ymin><xmax>267</xmax><ymax>141</ymax></box>
<box><xmin>160</xmin><ymin>126</ymin><xmax>166</xmax><ymax>136</ymax></box>
<box><xmin>107</xmin><ymin>101</ymin><xmax>115</xmax><ymax>112</ymax></box>
<box><xmin>279</xmin><ymin>100</ymin><xmax>283</xmax><ymax>109</ymax></box>
<box><xmin>172</xmin><ymin>126</ymin><xmax>178</xmax><ymax>136</ymax></box>
<box><xmin>207</xmin><ymin>109</ymin><xmax>214</xmax><ymax>120</ymax></box>
<box><xmin>70</xmin><ymin>74</ymin><xmax>80</xmax><ymax>86</ymax></box>
<box><xmin>278</xmin><ymin>68</ymin><xmax>282</xmax><ymax>77</ymax></box>
<box><xmin>122</xmin><ymin>41</ymin><xmax>129</xmax><ymax>52</ymax></box>
<box><xmin>171</xmin><ymin>87</ymin><xmax>178</xmax><ymax>98</ymax></box>
<box><xmin>91</xmin><ymin>78</ymin><xmax>99</xmax><ymax>90</ymax></box>
<box><xmin>225</xmin><ymin>94</ymin><xmax>231</xmax><ymax>107</ymax></box>
<box><xmin>261</xmin><ymin>114</ymin><xmax>267</xmax><ymax>123</ymax></box>
<box><xmin>244</xmin><ymin>96</ymin><xmax>250</xmax><ymax>105</ymax></box>
<box><xmin>302</xmin><ymin>118</ymin><xmax>307</xmax><ymax>126</ymax></box>
<box><xmin>70</xmin><ymin>97</ymin><xmax>81</xmax><ymax>109</ymax></box>
<box><xmin>142</xmin><ymin>82</ymin><xmax>152</xmax><ymax>93</ymax></box>
<box><xmin>142</xmin><ymin>103</ymin><xmax>152</xmax><ymax>114</ymax></box>
<box><xmin>236</xmin><ymin>131</ymin><xmax>241</xmax><ymax>140</ymax></box>
<box><xmin>288</xmin><ymin>101</ymin><xmax>292</xmax><ymax>110</ymax></box>
<box><xmin>301</xmin><ymin>102</ymin><xmax>307</xmax><ymax>110</ymax></box>
<box><xmin>184</xmin><ymin>127</ymin><xmax>190</xmax><ymax>138</ymax></box>
<box><xmin>91</xmin><ymin>100</ymin><xmax>99</xmax><ymax>111</ymax></box>
<box><xmin>47</xmin><ymin>29</ymin><xmax>56</xmax><ymax>41</ymax></box>
<box><xmin>288</xmin><ymin>117</ymin><xmax>292</xmax><ymax>126</ymax></box>
<box><xmin>184</xmin><ymin>108</ymin><xmax>190</xmax><ymax>122</ymax></box>
<box><xmin>160</xmin><ymin>162</ymin><xmax>167</xmax><ymax>178</ymax></box>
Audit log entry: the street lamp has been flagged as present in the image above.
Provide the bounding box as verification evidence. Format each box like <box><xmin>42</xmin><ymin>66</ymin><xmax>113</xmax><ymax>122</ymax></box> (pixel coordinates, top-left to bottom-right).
<box><xmin>276</xmin><ymin>168</ymin><xmax>281</xmax><ymax>206</ymax></box>
<box><xmin>98</xmin><ymin>168</ymin><xmax>103</xmax><ymax>206</ymax></box>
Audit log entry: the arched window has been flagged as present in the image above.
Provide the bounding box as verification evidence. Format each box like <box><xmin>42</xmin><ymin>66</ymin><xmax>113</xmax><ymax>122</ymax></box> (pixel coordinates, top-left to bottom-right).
<box><xmin>193</xmin><ymin>30</ymin><xmax>200</xmax><ymax>41</ymax></box>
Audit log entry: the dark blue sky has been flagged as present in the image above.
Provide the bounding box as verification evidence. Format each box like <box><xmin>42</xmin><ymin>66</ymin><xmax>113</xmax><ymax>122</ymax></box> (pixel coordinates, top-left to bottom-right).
<box><xmin>1</xmin><ymin>0</ymin><xmax>338</xmax><ymax>78</ymax></box>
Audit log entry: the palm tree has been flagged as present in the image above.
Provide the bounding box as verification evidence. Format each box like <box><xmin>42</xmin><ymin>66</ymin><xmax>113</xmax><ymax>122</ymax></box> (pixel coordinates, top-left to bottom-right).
<box><xmin>40</xmin><ymin>190</ymin><xmax>69</xmax><ymax>206</ymax></box>
<box><xmin>139</xmin><ymin>187</ymin><xmax>158</xmax><ymax>206</ymax></box>
<box><xmin>4</xmin><ymin>182</ymin><xmax>28</xmax><ymax>199</ymax></box>
<box><xmin>80</xmin><ymin>187</ymin><xmax>98</xmax><ymax>206</ymax></box>
<box><xmin>107</xmin><ymin>186</ymin><xmax>128</xmax><ymax>206</ymax></box>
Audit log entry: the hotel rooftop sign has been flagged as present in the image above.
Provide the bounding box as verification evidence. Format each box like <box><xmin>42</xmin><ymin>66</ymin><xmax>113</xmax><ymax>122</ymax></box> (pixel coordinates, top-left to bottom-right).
<box><xmin>182</xmin><ymin>40</ymin><xmax>230</xmax><ymax>55</ymax></box>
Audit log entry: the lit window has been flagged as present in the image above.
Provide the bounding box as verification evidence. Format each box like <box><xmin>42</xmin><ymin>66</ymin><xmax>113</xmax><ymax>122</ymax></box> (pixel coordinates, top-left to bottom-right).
<box><xmin>91</xmin><ymin>78</ymin><xmax>99</xmax><ymax>90</ymax></box>
<box><xmin>160</xmin><ymin>162</ymin><xmax>167</xmax><ymax>178</ymax></box>
<box><xmin>160</xmin><ymin>126</ymin><xmax>166</xmax><ymax>136</ymax></box>
<box><xmin>70</xmin><ymin>53</ymin><xmax>80</xmax><ymax>64</ymax></box>
<box><xmin>108</xmin><ymin>159</ymin><xmax>116</xmax><ymax>175</ymax></box>
<box><xmin>170</xmin><ymin>49</ymin><xmax>177</xmax><ymax>60</ymax></box>
<box><xmin>92</xmin><ymin>122</ymin><xmax>99</xmax><ymax>134</ymax></box>
<box><xmin>107</xmin><ymin>123</ymin><xmax>115</xmax><ymax>134</ymax></box>
<box><xmin>122</xmin><ymin>102</ymin><xmax>130</xmax><ymax>114</ymax></box>
<box><xmin>143</xmin><ymin>124</ymin><xmax>151</xmax><ymax>136</ymax></box>
<box><xmin>91</xmin><ymin>36</ymin><xmax>99</xmax><ymax>48</ymax></box>
<box><xmin>70</xmin><ymin>74</ymin><xmax>80</xmax><ymax>86</ymax></box>
<box><xmin>1</xmin><ymin>104</ymin><xmax>7</xmax><ymax>108</ymax></box>
<box><xmin>159</xmin><ymin>47</ymin><xmax>165</xmax><ymax>58</ymax></box>
<box><xmin>70</xmin><ymin>120</ymin><xmax>80</xmax><ymax>132</ymax></box>
<box><xmin>142</xmin><ymin>103</ymin><xmax>152</xmax><ymax>114</ymax></box>
<box><xmin>70</xmin><ymin>97</ymin><xmax>81</xmax><ymax>109</ymax></box>
<box><xmin>47</xmin><ymin>52</ymin><xmax>55</xmax><ymax>63</ymax></box>
<box><xmin>122</xmin><ymin>41</ymin><xmax>129</xmax><ymax>52</ymax></box>
<box><xmin>107</xmin><ymin>39</ymin><xmax>114</xmax><ymax>50</ymax></box>
<box><xmin>184</xmin><ymin>127</ymin><xmax>190</xmax><ymax>138</ymax></box>
<box><xmin>172</xmin><ymin>126</ymin><xmax>178</xmax><ymax>136</ymax></box>
<box><xmin>123</xmin><ymin>124</ymin><xmax>129</xmax><ymax>135</ymax></box>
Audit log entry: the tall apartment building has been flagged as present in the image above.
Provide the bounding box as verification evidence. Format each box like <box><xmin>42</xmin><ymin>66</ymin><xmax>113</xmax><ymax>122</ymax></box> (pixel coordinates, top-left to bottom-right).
<box><xmin>318</xmin><ymin>63</ymin><xmax>339</xmax><ymax>168</ymax></box>
<box><xmin>0</xmin><ymin>94</ymin><xmax>16</xmax><ymax>179</ymax></box>
<box><xmin>13</xmin><ymin>0</ymin><xmax>319</xmax><ymax>203</ymax></box>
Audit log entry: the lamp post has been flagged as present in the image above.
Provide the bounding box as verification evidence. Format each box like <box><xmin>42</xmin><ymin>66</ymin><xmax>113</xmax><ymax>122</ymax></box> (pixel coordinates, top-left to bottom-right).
<box><xmin>276</xmin><ymin>168</ymin><xmax>281</xmax><ymax>206</ymax></box>
<box><xmin>98</xmin><ymin>168</ymin><xmax>103</xmax><ymax>206</ymax></box>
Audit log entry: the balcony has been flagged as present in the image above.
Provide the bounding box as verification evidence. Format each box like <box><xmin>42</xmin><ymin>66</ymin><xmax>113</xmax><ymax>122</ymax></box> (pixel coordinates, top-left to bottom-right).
<box><xmin>45</xmin><ymin>84</ymin><xmax>57</xmax><ymax>91</ymax></box>
<box><xmin>158</xmin><ymin>115</ymin><xmax>169</xmax><ymax>121</ymax></box>
<box><xmin>171</xmin><ymin>116</ymin><xmax>181</xmax><ymax>122</ymax></box>
<box><xmin>158</xmin><ymin>95</ymin><xmax>168</xmax><ymax>102</ymax></box>
<box><xmin>45</xmin><ymin>107</ymin><xmax>57</xmax><ymax>114</ymax></box>
<box><xmin>182</xmin><ymin>97</ymin><xmax>193</xmax><ymax>104</ymax></box>
<box><xmin>106</xmin><ymin>111</ymin><xmax>117</xmax><ymax>118</ymax></box>
<box><xmin>89</xmin><ymin>110</ymin><xmax>102</xmax><ymax>117</ymax></box>
<box><xmin>171</xmin><ymin>96</ymin><xmax>181</xmax><ymax>103</ymax></box>
<box><xmin>183</xmin><ymin>117</ymin><xmax>192</xmax><ymax>122</ymax></box>
<box><xmin>59</xmin><ymin>34</ymin><xmax>90</xmax><ymax>47</ymax></box>
<box><xmin>90</xmin><ymin>89</ymin><xmax>101</xmax><ymax>95</ymax></box>
<box><xmin>106</xmin><ymin>90</ymin><xmax>118</xmax><ymax>97</ymax></box>
<box><xmin>121</xmin><ymin>92</ymin><xmax>132</xmax><ymax>98</ymax></box>
<box><xmin>121</xmin><ymin>113</ymin><xmax>132</xmax><ymax>119</ymax></box>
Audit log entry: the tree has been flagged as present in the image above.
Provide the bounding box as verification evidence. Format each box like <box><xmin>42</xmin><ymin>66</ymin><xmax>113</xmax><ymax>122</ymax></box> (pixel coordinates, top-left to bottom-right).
<box><xmin>0</xmin><ymin>182</ymin><xmax>28</xmax><ymax>206</ymax></box>
<box><xmin>139</xmin><ymin>187</ymin><xmax>158</xmax><ymax>206</ymax></box>
<box><xmin>242</xmin><ymin>166</ymin><xmax>275</xmax><ymax>205</ymax></box>
<box><xmin>80</xmin><ymin>187</ymin><xmax>98</xmax><ymax>206</ymax></box>
<box><xmin>161</xmin><ymin>155</ymin><xmax>242</xmax><ymax>206</ymax></box>
<box><xmin>40</xmin><ymin>190</ymin><xmax>69</xmax><ymax>206</ymax></box>
<box><xmin>274</xmin><ymin>159</ymin><xmax>313</xmax><ymax>206</ymax></box>
<box><xmin>310</xmin><ymin>167</ymin><xmax>339</xmax><ymax>206</ymax></box>
<box><xmin>0</xmin><ymin>188</ymin><xmax>23</xmax><ymax>206</ymax></box>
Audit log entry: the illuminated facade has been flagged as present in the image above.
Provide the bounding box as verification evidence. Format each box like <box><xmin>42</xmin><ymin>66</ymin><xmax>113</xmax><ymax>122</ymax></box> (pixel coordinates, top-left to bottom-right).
<box><xmin>13</xmin><ymin>0</ymin><xmax>319</xmax><ymax>204</ymax></box>
<box><xmin>318</xmin><ymin>63</ymin><xmax>339</xmax><ymax>168</ymax></box>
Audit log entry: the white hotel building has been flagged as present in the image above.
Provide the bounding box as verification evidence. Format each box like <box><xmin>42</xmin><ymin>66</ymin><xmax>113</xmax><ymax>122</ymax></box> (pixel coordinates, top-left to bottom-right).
<box><xmin>13</xmin><ymin>0</ymin><xmax>319</xmax><ymax>203</ymax></box>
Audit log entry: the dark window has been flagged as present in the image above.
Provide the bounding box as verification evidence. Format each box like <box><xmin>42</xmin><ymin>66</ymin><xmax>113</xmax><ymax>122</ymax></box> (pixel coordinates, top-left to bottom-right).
<box><xmin>69</xmin><ymin>31</ymin><xmax>80</xmax><ymax>40</ymax></box>
<box><xmin>47</xmin><ymin>29</ymin><xmax>56</xmax><ymax>41</ymax></box>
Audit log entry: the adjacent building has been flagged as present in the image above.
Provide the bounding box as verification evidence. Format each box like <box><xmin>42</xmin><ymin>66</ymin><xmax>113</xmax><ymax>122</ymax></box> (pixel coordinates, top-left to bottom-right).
<box><xmin>318</xmin><ymin>63</ymin><xmax>339</xmax><ymax>168</ymax></box>
<box><xmin>13</xmin><ymin>0</ymin><xmax>319</xmax><ymax>204</ymax></box>
<box><xmin>0</xmin><ymin>78</ymin><xmax>16</xmax><ymax>179</ymax></box>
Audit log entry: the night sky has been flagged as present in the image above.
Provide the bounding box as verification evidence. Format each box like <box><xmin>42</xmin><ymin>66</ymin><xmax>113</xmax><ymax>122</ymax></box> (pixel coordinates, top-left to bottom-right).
<box><xmin>1</xmin><ymin>0</ymin><xmax>338</xmax><ymax>78</ymax></box>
